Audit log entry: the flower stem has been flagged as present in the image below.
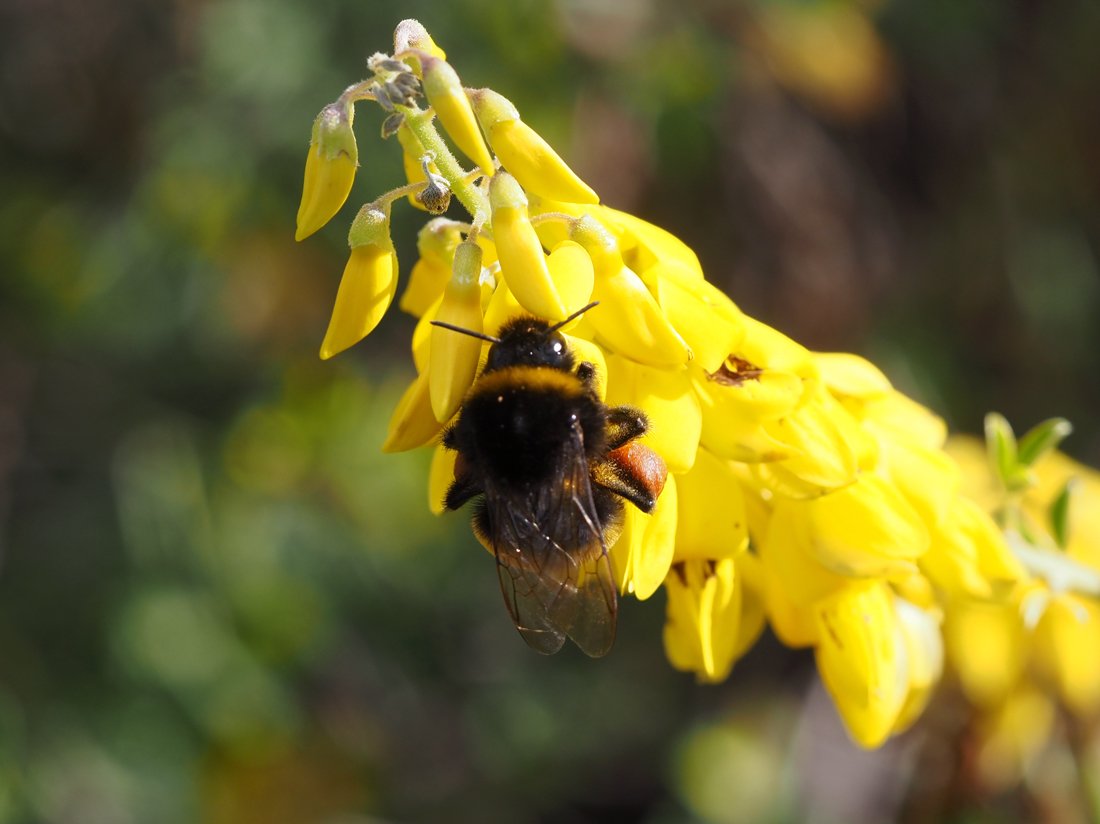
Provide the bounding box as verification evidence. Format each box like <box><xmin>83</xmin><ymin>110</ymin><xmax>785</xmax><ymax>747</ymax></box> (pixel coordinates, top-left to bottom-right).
<box><xmin>400</xmin><ymin>106</ymin><xmax>489</xmax><ymax>223</ymax></box>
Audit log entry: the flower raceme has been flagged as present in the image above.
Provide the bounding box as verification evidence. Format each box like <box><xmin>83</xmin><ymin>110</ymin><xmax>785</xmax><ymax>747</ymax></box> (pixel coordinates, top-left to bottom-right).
<box><xmin>295</xmin><ymin>20</ymin><xmax>1100</xmax><ymax>750</ymax></box>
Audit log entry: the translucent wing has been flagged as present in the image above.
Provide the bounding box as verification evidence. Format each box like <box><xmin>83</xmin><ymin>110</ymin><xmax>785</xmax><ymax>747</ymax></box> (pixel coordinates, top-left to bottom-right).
<box><xmin>484</xmin><ymin>421</ymin><xmax>618</xmax><ymax>657</ymax></box>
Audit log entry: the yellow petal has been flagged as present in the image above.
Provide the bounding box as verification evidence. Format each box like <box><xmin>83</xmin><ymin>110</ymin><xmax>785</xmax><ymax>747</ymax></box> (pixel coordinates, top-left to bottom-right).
<box><xmin>1034</xmin><ymin>594</ymin><xmax>1100</xmax><ymax>717</ymax></box>
<box><xmin>611</xmin><ymin>473</ymin><xmax>678</xmax><ymax>600</ymax></box>
<box><xmin>663</xmin><ymin>557</ymin><xmax>743</xmax><ymax>683</ymax></box>
<box><xmin>891</xmin><ymin>596</ymin><xmax>944</xmax><ymax>734</ymax></box>
<box><xmin>673</xmin><ymin>447</ymin><xmax>749</xmax><ymax>561</ymax></box>
<box><xmin>382</xmin><ymin>371</ymin><xmax>442</xmax><ymax>453</ymax></box>
<box><xmin>759</xmin><ymin>498</ymin><xmax>850</xmax><ymax>606</ymax></box>
<box><xmin>797</xmin><ymin>473</ymin><xmax>929</xmax><ymax>578</ymax></box>
<box><xmin>650</xmin><ymin>270</ymin><xmax>745</xmax><ymax>373</ymax></box>
<box><xmin>319</xmin><ymin>241</ymin><xmax>398</xmax><ymax>359</ymax></box>
<box><xmin>943</xmin><ymin>597</ymin><xmax>1028</xmax><ymax>708</ymax></box>
<box><xmin>412</xmin><ymin>294</ymin><xmax>443</xmax><ymax>375</ymax></box>
<box><xmin>393</xmin><ymin>19</ymin><xmax>447</xmax><ymax>62</ymax></box>
<box><xmin>814</xmin><ymin>352</ymin><xmax>892</xmax><ymax>407</ymax></box>
<box><xmin>545</xmin><ymin>240</ymin><xmax>595</xmax><ymax>321</ymax></box>
<box><xmin>814</xmin><ymin>582</ymin><xmax>908</xmax><ymax>748</ymax></box>
<box><xmin>428</xmin><ymin>443</ymin><xmax>456</xmax><ymax>515</ymax></box>
<box><xmin>751</xmin><ymin>389</ymin><xmax>877</xmax><ymax>498</ymax></box>
<box><xmin>605</xmin><ymin>354</ymin><xmax>701</xmax><ymax>474</ymax></box>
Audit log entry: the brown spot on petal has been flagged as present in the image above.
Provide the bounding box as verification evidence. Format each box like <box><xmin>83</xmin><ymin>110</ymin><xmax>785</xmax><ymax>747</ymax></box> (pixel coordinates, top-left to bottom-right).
<box><xmin>708</xmin><ymin>356</ymin><xmax>764</xmax><ymax>386</ymax></box>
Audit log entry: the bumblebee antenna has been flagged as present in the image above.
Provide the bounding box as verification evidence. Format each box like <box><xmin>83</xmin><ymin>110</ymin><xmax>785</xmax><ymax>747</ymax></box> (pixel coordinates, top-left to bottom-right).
<box><xmin>546</xmin><ymin>301</ymin><xmax>600</xmax><ymax>334</ymax></box>
<box><xmin>429</xmin><ymin>321</ymin><xmax>502</xmax><ymax>345</ymax></box>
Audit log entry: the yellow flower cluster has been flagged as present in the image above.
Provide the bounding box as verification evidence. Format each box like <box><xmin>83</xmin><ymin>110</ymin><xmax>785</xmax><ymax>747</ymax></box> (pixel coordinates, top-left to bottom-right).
<box><xmin>294</xmin><ymin>19</ymin><xmax>1100</xmax><ymax>751</ymax></box>
<box><xmin>943</xmin><ymin>437</ymin><xmax>1100</xmax><ymax>785</ymax></box>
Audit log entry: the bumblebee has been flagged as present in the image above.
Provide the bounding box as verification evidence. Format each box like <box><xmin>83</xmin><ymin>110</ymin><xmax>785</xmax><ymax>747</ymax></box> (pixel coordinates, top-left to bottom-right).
<box><xmin>434</xmin><ymin>304</ymin><xmax>668</xmax><ymax>657</ymax></box>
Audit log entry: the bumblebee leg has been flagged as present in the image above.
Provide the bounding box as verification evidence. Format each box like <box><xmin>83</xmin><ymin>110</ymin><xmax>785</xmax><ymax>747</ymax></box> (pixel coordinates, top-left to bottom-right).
<box><xmin>605</xmin><ymin>406</ymin><xmax>648</xmax><ymax>450</ymax></box>
<box><xmin>444</xmin><ymin>472</ymin><xmax>482</xmax><ymax>510</ymax></box>
<box><xmin>591</xmin><ymin>454</ymin><xmax>657</xmax><ymax>513</ymax></box>
<box><xmin>576</xmin><ymin>361</ymin><xmax>598</xmax><ymax>391</ymax></box>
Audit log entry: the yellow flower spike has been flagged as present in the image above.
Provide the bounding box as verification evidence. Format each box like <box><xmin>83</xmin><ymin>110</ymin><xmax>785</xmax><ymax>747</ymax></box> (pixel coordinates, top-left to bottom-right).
<box><xmin>545</xmin><ymin>240</ymin><xmax>595</xmax><ymax>321</ymax></box>
<box><xmin>412</xmin><ymin>293</ymin><xmax>443</xmax><ymax>374</ymax></box>
<box><xmin>295</xmin><ymin>100</ymin><xmax>358</xmax><ymax>242</ymax></box>
<box><xmin>604</xmin><ymin>353</ymin><xmax>700</xmax><ymax>474</ymax></box>
<box><xmin>569</xmin><ymin>216</ymin><xmax>692</xmax><ymax>367</ymax></box>
<box><xmin>1034</xmin><ymin>594</ymin><xmax>1100</xmax><ymax>717</ymax></box>
<box><xmin>393</xmin><ymin>19</ymin><xmax>446</xmax><ymax>65</ymax></box>
<box><xmin>319</xmin><ymin>206</ymin><xmax>397</xmax><ymax>359</ymax></box>
<box><xmin>396</xmin><ymin>123</ymin><xmax>442</xmax><ymax>213</ymax></box>
<box><xmin>943</xmin><ymin>597</ymin><xmax>1029</xmax><ymax>708</ymax></box>
<box><xmin>795</xmin><ymin>473</ymin><xmax>929</xmax><ymax>579</ymax></box>
<box><xmin>673</xmin><ymin>447</ymin><xmax>749</xmax><ymax>561</ymax></box>
<box><xmin>610</xmin><ymin>473</ymin><xmax>678</xmax><ymax>600</ymax></box>
<box><xmin>814</xmin><ymin>581</ymin><xmax>908</xmax><ymax>749</ymax></box>
<box><xmin>489</xmin><ymin>172</ymin><xmax>567</xmax><ymax>321</ymax></box>
<box><xmin>891</xmin><ymin>596</ymin><xmax>944</xmax><ymax>734</ymax></box>
<box><xmin>663</xmin><ymin>558</ymin><xmax>743</xmax><ymax>683</ymax></box>
<box><xmin>420</xmin><ymin>56</ymin><xmax>494</xmax><ymax>176</ymax></box>
<box><xmin>469</xmin><ymin>88</ymin><xmax>599</xmax><ymax>204</ymax></box>
<box><xmin>422</xmin><ymin>444</ymin><xmax>453</xmax><ymax>514</ymax></box>
<box><xmin>400</xmin><ymin>218</ymin><xmax>464</xmax><ymax>317</ymax></box>
<box><xmin>429</xmin><ymin>241</ymin><xmax>485</xmax><ymax>422</ymax></box>
<box><xmin>382</xmin><ymin>371</ymin><xmax>442</xmax><ymax>453</ymax></box>
<box><xmin>428</xmin><ymin>444</ymin><xmax>456</xmax><ymax>515</ymax></box>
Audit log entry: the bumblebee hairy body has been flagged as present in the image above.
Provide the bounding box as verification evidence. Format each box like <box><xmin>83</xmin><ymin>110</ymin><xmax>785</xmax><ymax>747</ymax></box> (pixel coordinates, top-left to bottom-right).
<box><xmin>440</xmin><ymin>314</ymin><xmax>666</xmax><ymax>657</ymax></box>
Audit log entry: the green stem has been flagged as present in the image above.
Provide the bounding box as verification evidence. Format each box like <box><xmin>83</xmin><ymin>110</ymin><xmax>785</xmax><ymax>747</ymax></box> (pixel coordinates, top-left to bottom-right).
<box><xmin>400</xmin><ymin>106</ymin><xmax>488</xmax><ymax>223</ymax></box>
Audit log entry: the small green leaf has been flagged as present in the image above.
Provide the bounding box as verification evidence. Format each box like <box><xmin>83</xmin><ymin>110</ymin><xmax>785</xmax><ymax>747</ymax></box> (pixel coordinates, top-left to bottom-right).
<box><xmin>1049</xmin><ymin>477</ymin><xmax>1078</xmax><ymax>550</ymax></box>
<box><xmin>1017</xmin><ymin>417</ymin><xmax>1073</xmax><ymax>467</ymax></box>
<box><xmin>984</xmin><ymin>412</ymin><xmax>1019</xmax><ymax>489</ymax></box>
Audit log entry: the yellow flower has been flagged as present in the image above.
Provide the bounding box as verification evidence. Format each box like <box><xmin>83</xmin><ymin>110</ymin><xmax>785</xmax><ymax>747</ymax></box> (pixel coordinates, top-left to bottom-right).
<box><xmin>382</xmin><ymin>371</ymin><xmax>441</xmax><ymax>453</ymax></box>
<box><xmin>470</xmin><ymin>88</ymin><xmax>598</xmax><ymax>204</ymax></box>
<box><xmin>319</xmin><ymin>206</ymin><xmax>397</xmax><ymax>359</ymax></box>
<box><xmin>295</xmin><ymin>101</ymin><xmax>358</xmax><ymax>242</ymax></box>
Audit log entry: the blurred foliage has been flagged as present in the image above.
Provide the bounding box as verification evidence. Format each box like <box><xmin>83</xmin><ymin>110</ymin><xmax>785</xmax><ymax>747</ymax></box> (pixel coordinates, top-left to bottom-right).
<box><xmin>1</xmin><ymin>0</ymin><xmax>1098</xmax><ymax>821</ymax></box>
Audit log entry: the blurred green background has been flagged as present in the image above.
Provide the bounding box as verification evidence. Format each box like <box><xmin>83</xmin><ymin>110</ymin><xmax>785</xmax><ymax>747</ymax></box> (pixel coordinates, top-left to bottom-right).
<box><xmin>1</xmin><ymin>0</ymin><xmax>1098</xmax><ymax>821</ymax></box>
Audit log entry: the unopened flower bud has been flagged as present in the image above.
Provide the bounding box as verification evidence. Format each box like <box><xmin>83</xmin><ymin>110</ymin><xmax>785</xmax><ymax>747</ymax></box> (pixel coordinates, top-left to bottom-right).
<box><xmin>422</xmin><ymin>56</ymin><xmax>494</xmax><ymax>175</ymax></box>
<box><xmin>394</xmin><ymin>19</ymin><xmax>447</xmax><ymax>63</ymax></box>
<box><xmin>319</xmin><ymin>206</ymin><xmax>397</xmax><ymax>359</ymax></box>
<box><xmin>430</xmin><ymin>242</ymin><xmax>485</xmax><ymax>421</ymax></box>
<box><xmin>296</xmin><ymin>101</ymin><xmax>358</xmax><ymax>241</ymax></box>
<box><xmin>470</xmin><ymin>88</ymin><xmax>598</xmax><ymax>204</ymax></box>
<box><xmin>414</xmin><ymin>158</ymin><xmax>453</xmax><ymax>214</ymax></box>
<box><xmin>490</xmin><ymin>172</ymin><xmax>566</xmax><ymax>321</ymax></box>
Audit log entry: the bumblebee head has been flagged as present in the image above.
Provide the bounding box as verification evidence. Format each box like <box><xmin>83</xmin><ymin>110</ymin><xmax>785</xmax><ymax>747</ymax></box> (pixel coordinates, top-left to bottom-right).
<box><xmin>431</xmin><ymin>301</ymin><xmax>599</xmax><ymax>375</ymax></box>
<box><xmin>484</xmin><ymin>318</ymin><xmax>574</xmax><ymax>373</ymax></box>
